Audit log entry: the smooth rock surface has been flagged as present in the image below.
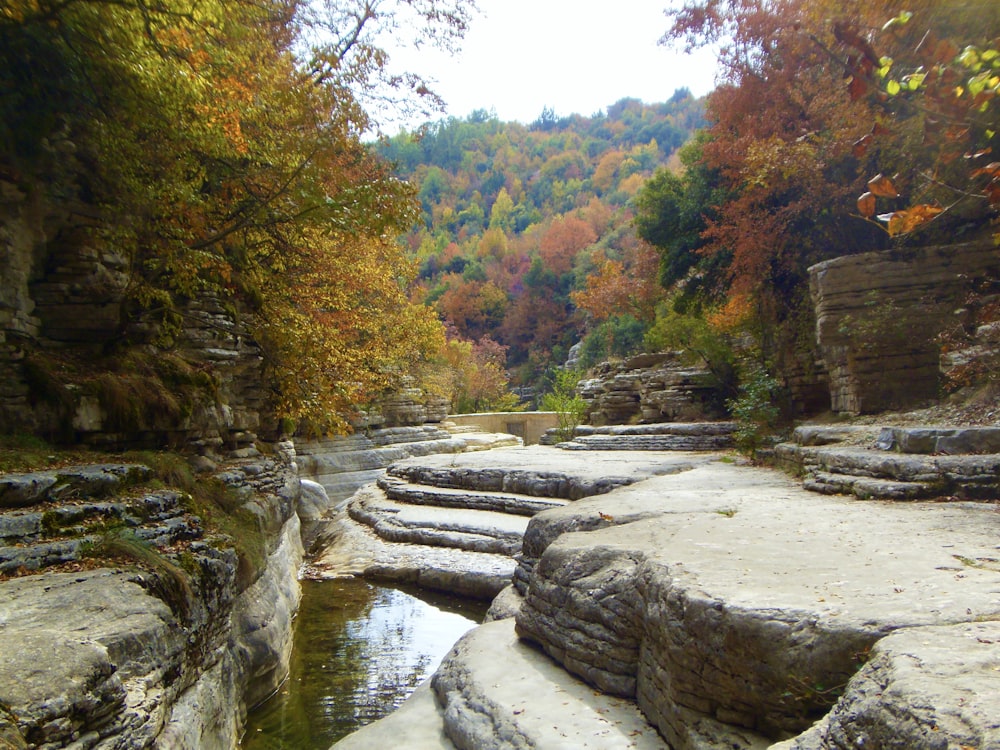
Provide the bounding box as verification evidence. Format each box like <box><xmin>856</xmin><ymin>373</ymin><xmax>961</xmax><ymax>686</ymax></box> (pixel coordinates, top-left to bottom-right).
<box><xmin>432</xmin><ymin>619</ymin><xmax>669</xmax><ymax>750</ymax></box>
<box><xmin>337</xmin><ymin>447</ymin><xmax>1000</xmax><ymax>750</ymax></box>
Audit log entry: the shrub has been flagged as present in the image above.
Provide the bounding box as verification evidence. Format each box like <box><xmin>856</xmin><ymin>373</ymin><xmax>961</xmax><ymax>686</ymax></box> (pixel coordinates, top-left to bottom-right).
<box><xmin>540</xmin><ymin>369</ymin><xmax>589</xmax><ymax>442</ymax></box>
<box><xmin>727</xmin><ymin>366</ymin><xmax>782</xmax><ymax>457</ymax></box>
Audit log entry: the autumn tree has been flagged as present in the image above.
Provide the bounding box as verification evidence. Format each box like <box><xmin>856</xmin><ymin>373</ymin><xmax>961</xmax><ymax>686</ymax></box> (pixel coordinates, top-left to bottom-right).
<box><xmin>539</xmin><ymin>216</ymin><xmax>598</xmax><ymax>275</ymax></box>
<box><xmin>658</xmin><ymin>0</ymin><xmax>999</xmax><ymax>343</ymax></box>
<box><xmin>571</xmin><ymin>242</ymin><xmax>662</xmax><ymax>325</ymax></box>
<box><xmin>0</xmin><ymin>0</ymin><xmax>474</xmax><ymax>431</ymax></box>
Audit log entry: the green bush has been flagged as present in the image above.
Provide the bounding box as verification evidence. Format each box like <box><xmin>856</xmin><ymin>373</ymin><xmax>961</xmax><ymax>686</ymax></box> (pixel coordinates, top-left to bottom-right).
<box><xmin>578</xmin><ymin>315</ymin><xmax>647</xmax><ymax>369</ymax></box>
<box><xmin>540</xmin><ymin>369</ymin><xmax>589</xmax><ymax>442</ymax></box>
<box><xmin>727</xmin><ymin>366</ymin><xmax>782</xmax><ymax>457</ymax></box>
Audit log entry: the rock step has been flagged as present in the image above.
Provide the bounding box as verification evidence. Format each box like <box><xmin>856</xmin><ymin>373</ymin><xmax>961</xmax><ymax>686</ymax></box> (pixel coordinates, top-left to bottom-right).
<box><xmin>0</xmin><ymin>490</ymin><xmax>187</xmax><ymax>545</ymax></box>
<box><xmin>387</xmin><ymin>463</ymin><xmax>632</xmax><ymax>501</ymax></box>
<box><xmin>575</xmin><ymin>422</ymin><xmax>737</xmax><ymax>436</ymax></box>
<box><xmin>330</xmin><ymin>682</ymin><xmax>456</xmax><ymax>750</ymax></box>
<box><xmin>443</xmin><ymin>424</ymin><xmax>484</xmax><ymax>434</ymax></box>
<box><xmin>376</xmin><ymin>475</ymin><xmax>569</xmax><ymax>516</ymax></box>
<box><xmin>429</xmin><ymin>619</ymin><xmax>679</xmax><ymax>750</ymax></box>
<box><xmin>0</xmin><ymin>464</ymin><xmax>153</xmax><ymax>509</ymax></box>
<box><xmin>559</xmin><ymin>433</ymin><xmax>733</xmax><ymax>451</ymax></box>
<box><xmin>874</xmin><ymin>425</ymin><xmax>1000</xmax><ymax>455</ymax></box>
<box><xmin>0</xmin><ymin>490</ymin><xmax>197</xmax><ymax>574</ymax></box>
<box><xmin>347</xmin><ymin>492</ymin><xmax>529</xmax><ymax>556</ymax></box>
<box><xmin>309</xmin><ymin>486</ymin><xmax>515</xmax><ymax>600</ymax></box>
<box><xmin>775</xmin><ymin>443</ymin><xmax>1000</xmax><ymax>499</ymax></box>
<box><xmin>803</xmin><ymin>472</ymin><xmax>935</xmax><ymax>500</ymax></box>
<box><xmin>512</xmin><ymin>462</ymin><xmax>1000</xmax><ymax>746</ymax></box>
<box><xmin>541</xmin><ymin>421</ymin><xmax>737</xmax><ymax>446</ymax></box>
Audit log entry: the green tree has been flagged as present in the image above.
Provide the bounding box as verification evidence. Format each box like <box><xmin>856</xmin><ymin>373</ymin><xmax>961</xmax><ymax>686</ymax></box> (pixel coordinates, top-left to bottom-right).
<box><xmin>540</xmin><ymin>369</ymin><xmax>589</xmax><ymax>442</ymax></box>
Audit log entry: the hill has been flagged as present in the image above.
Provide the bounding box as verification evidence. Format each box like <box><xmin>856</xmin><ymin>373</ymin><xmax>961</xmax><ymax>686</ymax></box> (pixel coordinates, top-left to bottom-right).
<box><xmin>376</xmin><ymin>92</ymin><xmax>706</xmax><ymax>399</ymax></box>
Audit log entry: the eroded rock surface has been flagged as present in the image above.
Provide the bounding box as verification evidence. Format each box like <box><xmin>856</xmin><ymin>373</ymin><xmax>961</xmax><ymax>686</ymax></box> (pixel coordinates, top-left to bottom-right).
<box><xmin>311</xmin><ymin>447</ymin><xmax>693</xmax><ymax>600</ymax></box>
<box><xmin>0</xmin><ymin>446</ymin><xmax>305</xmax><ymax>749</ymax></box>
<box><xmin>330</xmin><ymin>446</ymin><xmax>1000</xmax><ymax>750</ymax></box>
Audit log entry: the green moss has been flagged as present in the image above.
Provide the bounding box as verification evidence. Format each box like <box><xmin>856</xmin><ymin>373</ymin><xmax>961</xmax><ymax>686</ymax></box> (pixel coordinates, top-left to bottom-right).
<box><xmin>82</xmin><ymin>529</ymin><xmax>194</xmax><ymax>619</ymax></box>
<box><xmin>122</xmin><ymin>450</ymin><xmax>267</xmax><ymax>586</ymax></box>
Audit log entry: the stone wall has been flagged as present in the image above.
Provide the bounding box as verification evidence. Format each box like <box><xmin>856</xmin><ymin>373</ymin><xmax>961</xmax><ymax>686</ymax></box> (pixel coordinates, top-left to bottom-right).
<box><xmin>809</xmin><ymin>240</ymin><xmax>1000</xmax><ymax>414</ymax></box>
<box><xmin>446</xmin><ymin>412</ymin><xmax>560</xmax><ymax>445</ymax></box>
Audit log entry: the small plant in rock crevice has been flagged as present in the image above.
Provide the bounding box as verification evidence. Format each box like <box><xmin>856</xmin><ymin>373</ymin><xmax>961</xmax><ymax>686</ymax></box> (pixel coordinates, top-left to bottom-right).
<box><xmin>82</xmin><ymin>529</ymin><xmax>195</xmax><ymax>619</ymax></box>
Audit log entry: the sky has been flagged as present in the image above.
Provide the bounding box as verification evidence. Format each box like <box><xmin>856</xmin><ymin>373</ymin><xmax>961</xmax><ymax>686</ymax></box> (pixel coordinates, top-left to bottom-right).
<box><xmin>386</xmin><ymin>0</ymin><xmax>721</xmax><ymax>128</ymax></box>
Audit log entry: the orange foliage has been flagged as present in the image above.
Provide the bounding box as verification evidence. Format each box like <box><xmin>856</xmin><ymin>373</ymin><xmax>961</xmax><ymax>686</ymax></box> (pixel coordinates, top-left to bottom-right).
<box><xmin>572</xmin><ymin>242</ymin><xmax>662</xmax><ymax>324</ymax></box>
<box><xmin>539</xmin><ymin>216</ymin><xmax>598</xmax><ymax>275</ymax></box>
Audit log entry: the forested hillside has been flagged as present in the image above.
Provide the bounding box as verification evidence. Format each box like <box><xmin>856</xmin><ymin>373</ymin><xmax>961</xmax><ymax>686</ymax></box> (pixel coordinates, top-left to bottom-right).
<box><xmin>382</xmin><ymin>0</ymin><xmax>999</xmax><ymax>422</ymax></box>
<box><xmin>377</xmin><ymin>93</ymin><xmax>706</xmax><ymax>402</ymax></box>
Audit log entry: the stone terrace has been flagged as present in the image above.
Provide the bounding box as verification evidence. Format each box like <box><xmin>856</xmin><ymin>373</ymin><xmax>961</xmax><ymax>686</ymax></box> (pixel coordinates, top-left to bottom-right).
<box><xmin>329</xmin><ymin>445</ymin><xmax>1000</xmax><ymax>750</ymax></box>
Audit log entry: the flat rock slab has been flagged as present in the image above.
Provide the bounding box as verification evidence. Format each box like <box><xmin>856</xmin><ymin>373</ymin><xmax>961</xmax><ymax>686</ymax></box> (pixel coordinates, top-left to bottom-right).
<box><xmin>330</xmin><ymin>682</ymin><xmax>456</xmax><ymax>750</ymax></box>
<box><xmin>310</xmin><ymin>488</ymin><xmax>516</xmax><ymax>600</ymax></box>
<box><xmin>349</xmin><ymin>490</ymin><xmax>529</xmax><ymax>555</ymax></box>
<box><xmin>0</xmin><ymin>569</ymin><xmax>183</xmax><ymax>747</ymax></box>
<box><xmin>0</xmin><ymin>464</ymin><xmax>152</xmax><ymax>508</ymax></box>
<box><xmin>388</xmin><ymin>446</ymin><xmax>708</xmax><ymax>499</ymax></box>
<box><xmin>378</xmin><ymin>475</ymin><xmax>570</xmax><ymax>516</ymax></box>
<box><xmin>432</xmin><ymin>619</ymin><xmax>668</xmax><ymax>750</ymax></box>
<box><xmin>516</xmin><ymin>460</ymin><xmax>1000</xmax><ymax>744</ymax></box>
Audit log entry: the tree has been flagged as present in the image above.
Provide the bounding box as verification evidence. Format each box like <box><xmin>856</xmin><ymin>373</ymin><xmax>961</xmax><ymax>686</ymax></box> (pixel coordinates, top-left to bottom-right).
<box><xmin>539</xmin><ymin>216</ymin><xmax>598</xmax><ymax>275</ymax></box>
<box><xmin>571</xmin><ymin>242</ymin><xmax>662</xmax><ymax>325</ymax></box>
<box><xmin>435</xmin><ymin>336</ymin><xmax>520</xmax><ymax>414</ymax></box>
<box><xmin>841</xmin><ymin>11</ymin><xmax>1000</xmax><ymax>241</ymax></box>
<box><xmin>0</xmin><ymin>0</ymin><xmax>474</xmax><ymax>432</ymax></box>
<box><xmin>540</xmin><ymin>368</ymin><xmax>589</xmax><ymax>442</ymax></box>
<box><xmin>657</xmin><ymin>0</ymin><xmax>999</xmax><ymax>344</ymax></box>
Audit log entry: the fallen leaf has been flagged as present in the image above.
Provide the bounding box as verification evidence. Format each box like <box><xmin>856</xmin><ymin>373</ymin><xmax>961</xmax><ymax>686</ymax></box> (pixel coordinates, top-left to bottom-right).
<box><xmin>868</xmin><ymin>173</ymin><xmax>900</xmax><ymax>198</ymax></box>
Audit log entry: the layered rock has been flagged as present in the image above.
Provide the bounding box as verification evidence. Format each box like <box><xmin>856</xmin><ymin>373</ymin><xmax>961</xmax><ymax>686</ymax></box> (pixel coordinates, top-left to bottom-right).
<box><xmin>0</xmin><ymin>445</ymin><xmax>305</xmax><ymax>749</ymax></box>
<box><xmin>294</xmin><ymin>426</ymin><xmax>521</xmax><ymax>548</ymax></box>
<box><xmin>330</xmin><ymin>446</ymin><xmax>1000</xmax><ymax>750</ymax></box>
<box><xmin>578</xmin><ymin>352</ymin><xmax>727</xmax><ymax>426</ymax></box>
<box><xmin>550</xmin><ymin>421</ymin><xmax>736</xmax><ymax>451</ymax></box>
<box><xmin>774</xmin><ymin>424</ymin><xmax>1000</xmax><ymax>500</ymax></box>
<box><xmin>808</xmin><ymin>240</ymin><xmax>1000</xmax><ymax>414</ymax></box>
<box><xmin>311</xmin><ymin>447</ymin><xmax>680</xmax><ymax>601</ymax></box>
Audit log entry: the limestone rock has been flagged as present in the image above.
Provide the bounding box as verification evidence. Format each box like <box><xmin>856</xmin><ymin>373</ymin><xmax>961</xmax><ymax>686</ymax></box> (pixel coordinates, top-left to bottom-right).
<box><xmin>778</xmin><ymin>621</ymin><xmax>1000</xmax><ymax>750</ymax></box>
<box><xmin>808</xmin><ymin>240</ymin><xmax>1000</xmax><ymax>414</ymax></box>
<box><xmin>514</xmin><ymin>460</ymin><xmax>1000</xmax><ymax>745</ymax></box>
<box><xmin>432</xmin><ymin>619</ymin><xmax>669</xmax><ymax>750</ymax></box>
<box><xmin>579</xmin><ymin>352</ymin><xmax>727</xmax><ymax>426</ymax></box>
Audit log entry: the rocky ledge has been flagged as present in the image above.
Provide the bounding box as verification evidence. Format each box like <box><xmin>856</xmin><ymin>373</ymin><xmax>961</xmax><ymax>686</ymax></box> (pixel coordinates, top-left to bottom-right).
<box><xmin>311</xmin><ymin>446</ymin><xmax>699</xmax><ymax>600</ymax></box>
<box><xmin>0</xmin><ymin>443</ymin><xmax>307</xmax><ymax>749</ymax></box>
<box><xmin>331</xmin><ymin>446</ymin><xmax>1000</xmax><ymax>750</ymax></box>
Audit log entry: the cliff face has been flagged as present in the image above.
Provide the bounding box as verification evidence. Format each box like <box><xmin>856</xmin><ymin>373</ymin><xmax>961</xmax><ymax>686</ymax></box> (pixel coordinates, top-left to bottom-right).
<box><xmin>808</xmin><ymin>240</ymin><xmax>1000</xmax><ymax>414</ymax></box>
<box><xmin>0</xmin><ymin>445</ymin><xmax>306</xmax><ymax>749</ymax></box>
<box><xmin>0</xmin><ymin>174</ymin><xmax>272</xmax><ymax>451</ymax></box>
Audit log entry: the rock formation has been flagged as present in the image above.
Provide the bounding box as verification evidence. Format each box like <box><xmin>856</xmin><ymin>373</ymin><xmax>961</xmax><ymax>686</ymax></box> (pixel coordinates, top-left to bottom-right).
<box><xmin>0</xmin><ymin>443</ymin><xmax>308</xmax><ymax>748</ymax></box>
<box><xmin>310</xmin><ymin>446</ymin><xmax>675</xmax><ymax>600</ymax></box>
<box><xmin>808</xmin><ymin>240</ymin><xmax>1000</xmax><ymax>414</ymax></box>
<box><xmin>577</xmin><ymin>352</ymin><xmax>728</xmax><ymax>426</ymax></box>
<box><xmin>329</xmin><ymin>436</ymin><xmax>1000</xmax><ymax>750</ymax></box>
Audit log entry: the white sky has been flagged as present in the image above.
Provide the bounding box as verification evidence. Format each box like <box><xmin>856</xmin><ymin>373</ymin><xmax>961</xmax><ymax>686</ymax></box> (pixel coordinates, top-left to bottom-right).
<box><xmin>387</xmin><ymin>0</ymin><xmax>721</xmax><ymax>128</ymax></box>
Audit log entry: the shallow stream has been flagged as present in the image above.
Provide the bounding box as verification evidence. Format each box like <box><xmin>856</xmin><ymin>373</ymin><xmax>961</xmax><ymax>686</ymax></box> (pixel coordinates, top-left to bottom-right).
<box><xmin>240</xmin><ymin>578</ymin><xmax>488</xmax><ymax>750</ymax></box>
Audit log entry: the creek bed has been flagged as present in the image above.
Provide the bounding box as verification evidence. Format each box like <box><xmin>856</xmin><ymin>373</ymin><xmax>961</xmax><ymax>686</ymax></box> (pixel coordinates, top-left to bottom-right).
<box><xmin>240</xmin><ymin>578</ymin><xmax>488</xmax><ymax>750</ymax></box>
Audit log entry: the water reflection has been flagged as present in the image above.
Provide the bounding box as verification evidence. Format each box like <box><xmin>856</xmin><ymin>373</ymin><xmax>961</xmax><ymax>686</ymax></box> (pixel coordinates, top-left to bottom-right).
<box><xmin>241</xmin><ymin>578</ymin><xmax>487</xmax><ymax>750</ymax></box>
